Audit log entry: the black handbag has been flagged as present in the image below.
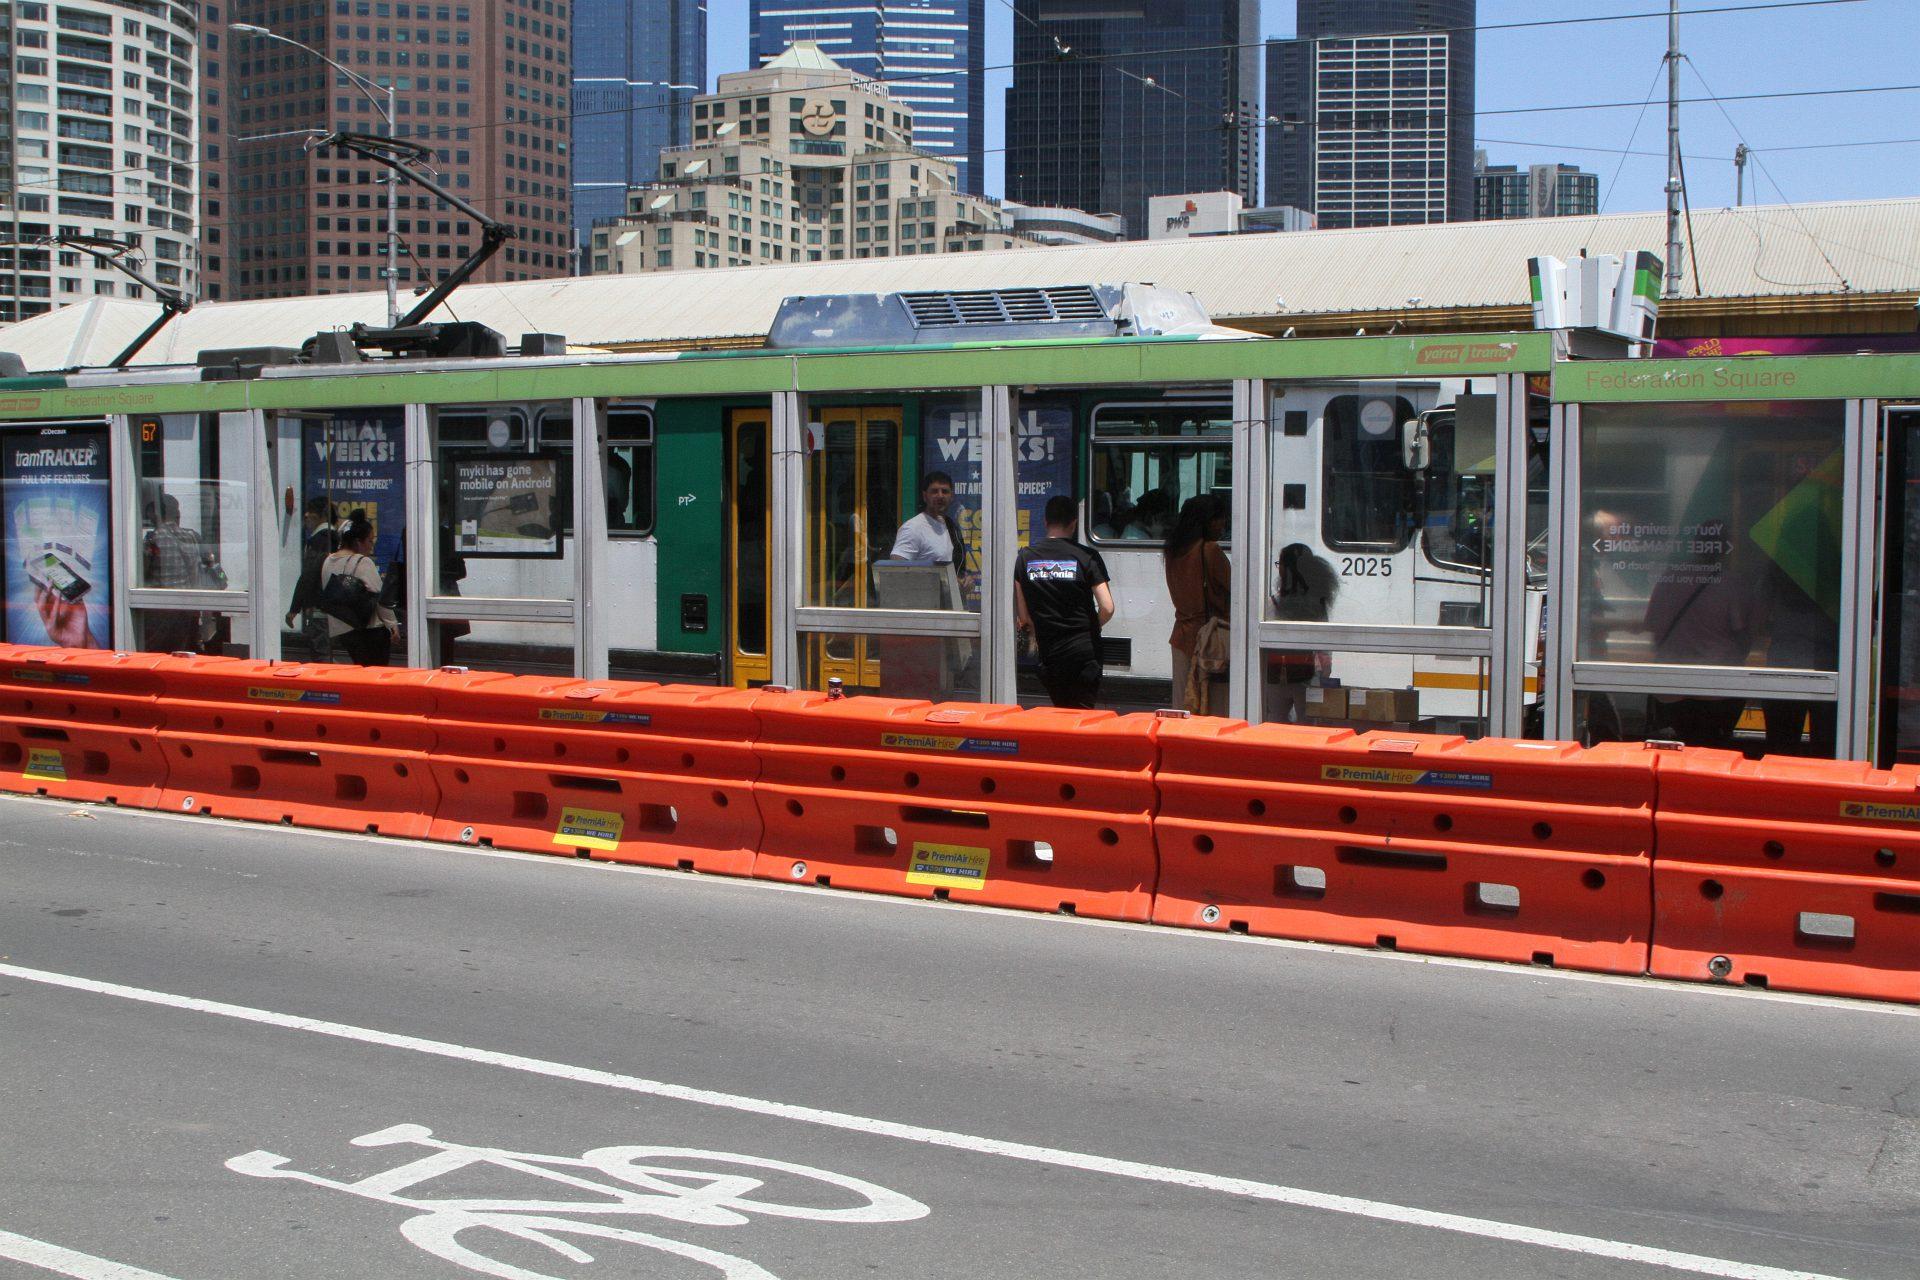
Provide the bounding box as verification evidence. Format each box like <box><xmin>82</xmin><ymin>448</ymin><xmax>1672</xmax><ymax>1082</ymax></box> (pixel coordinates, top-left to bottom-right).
<box><xmin>318</xmin><ymin>556</ymin><xmax>378</xmax><ymax>629</ymax></box>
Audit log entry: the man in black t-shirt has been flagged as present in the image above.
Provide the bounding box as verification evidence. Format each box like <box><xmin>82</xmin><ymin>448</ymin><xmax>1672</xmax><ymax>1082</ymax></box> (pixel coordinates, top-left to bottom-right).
<box><xmin>1014</xmin><ymin>495</ymin><xmax>1115</xmax><ymax>709</ymax></box>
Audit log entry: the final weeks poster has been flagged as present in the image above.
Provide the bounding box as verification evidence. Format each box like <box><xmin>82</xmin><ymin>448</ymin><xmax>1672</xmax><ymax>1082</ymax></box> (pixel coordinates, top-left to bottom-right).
<box><xmin>2</xmin><ymin>424</ymin><xmax>113</xmax><ymax>649</ymax></box>
<box><xmin>921</xmin><ymin>401</ymin><xmax>1074</xmax><ymax>586</ymax></box>
<box><xmin>303</xmin><ymin>410</ymin><xmax>406</xmax><ymax>575</ymax></box>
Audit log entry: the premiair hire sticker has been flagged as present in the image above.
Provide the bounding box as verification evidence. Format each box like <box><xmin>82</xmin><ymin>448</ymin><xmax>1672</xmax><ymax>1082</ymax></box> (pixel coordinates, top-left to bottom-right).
<box><xmin>553</xmin><ymin>807</ymin><xmax>625</xmax><ymax>851</ymax></box>
<box><xmin>905</xmin><ymin>842</ymin><xmax>991</xmax><ymax>891</ymax></box>
<box><xmin>23</xmin><ymin>748</ymin><xmax>65</xmax><ymax>781</ymax></box>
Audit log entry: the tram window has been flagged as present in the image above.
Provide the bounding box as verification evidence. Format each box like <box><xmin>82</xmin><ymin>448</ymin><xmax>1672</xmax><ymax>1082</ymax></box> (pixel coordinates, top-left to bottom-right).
<box><xmin>1421</xmin><ymin>394</ymin><xmax>1498</xmax><ymax>572</ymax></box>
<box><xmin>1322</xmin><ymin>395</ymin><xmax>1418</xmax><ymax>553</ymax></box>
<box><xmin>1088</xmin><ymin>403</ymin><xmax>1231</xmax><ymax>544</ymax></box>
<box><xmin>605</xmin><ymin>408</ymin><xmax>655</xmax><ymax>536</ymax></box>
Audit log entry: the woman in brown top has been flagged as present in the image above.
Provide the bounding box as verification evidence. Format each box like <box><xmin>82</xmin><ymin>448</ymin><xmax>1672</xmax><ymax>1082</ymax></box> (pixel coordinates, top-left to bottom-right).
<box><xmin>1164</xmin><ymin>493</ymin><xmax>1231</xmax><ymax>714</ymax></box>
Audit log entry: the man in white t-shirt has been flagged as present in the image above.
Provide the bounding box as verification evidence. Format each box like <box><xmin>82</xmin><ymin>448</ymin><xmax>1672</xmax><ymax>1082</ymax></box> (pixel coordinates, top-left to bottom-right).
<box><xmin>889</xmin><ymin>471</ymin><xmax>969</xmax><ymax>567</ymax></box>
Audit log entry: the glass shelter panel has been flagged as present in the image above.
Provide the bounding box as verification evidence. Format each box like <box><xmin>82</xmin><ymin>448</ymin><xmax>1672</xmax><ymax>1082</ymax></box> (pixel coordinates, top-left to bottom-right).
<box><xmin>134</xmin><ymin>412</ymin><xmax>248</xmax><ymax>592</ymax></box>
<box><xmin>1882</xmin><ymin>408</ymin><xmax>1920</xmax><ymax>765</ymax></box>
<box><xmin>1578</xmin><ymin>401</ymin><xmax>1845</xmax><ymax>671</ymax></box>
<box><xmin>801</xmin><ymin>631</ymin><xmax>981</xmax><ymax>702</ymax></box>
<box><xmin>271</xmin><ymin>406</ymin><xmax>407</xmax><ymax>666</ymax></box>
<box><xmin>1263</xmin><ymin>647</ymin><xmax>1491</xmax><ymax>740</ymax></box>
<box><xmin>432</xmin><ymin>404</ymin><xmax>577</xmax><ymax>604</ymax></box>
<box><xmin>1265</xmin><ymin>382</ymin><xmax>1499</xmax><ymax>631</ymax></box>
<box><xmin>805</xmin><ymin>397</ymin><xmax>978</xmax><ymax>614</ymax></box>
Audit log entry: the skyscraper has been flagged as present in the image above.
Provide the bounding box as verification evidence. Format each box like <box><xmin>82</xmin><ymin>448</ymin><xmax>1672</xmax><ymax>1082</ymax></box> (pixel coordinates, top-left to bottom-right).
<box><xmin>227</xmin><ymin>0</ymin><xmax>571</xmax><ymax>300</ymax></box>
<box><xmin>572</xmin><ymin>0</ymin><xmax>704</xmax><ymax>263</ymax></box>
<box><xmin>1267</xmin><ymin>0</ymin><xmax>1477</xmax><ymax>228</ymax></box>
<box><xmin>0</xmin><ymin>0</ymin><xmax>199</xmax><ymax>321</ymax></box>
<box><xmin>1005</xmin><ymin>0</ymin><xmax>1259</xmax><ymax>240</ymax></box>
<box><xmin>750</xmin><ymin>1</ymin><xmax>986</xmax><ymax>194</ymax></box>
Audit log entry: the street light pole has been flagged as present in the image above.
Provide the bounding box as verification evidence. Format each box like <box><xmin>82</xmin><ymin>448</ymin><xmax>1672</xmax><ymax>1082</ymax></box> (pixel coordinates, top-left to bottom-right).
<box><xmin>231</xmin><ymin>24</ymin><xmax>401</xmax><ymax>325</ymax></box>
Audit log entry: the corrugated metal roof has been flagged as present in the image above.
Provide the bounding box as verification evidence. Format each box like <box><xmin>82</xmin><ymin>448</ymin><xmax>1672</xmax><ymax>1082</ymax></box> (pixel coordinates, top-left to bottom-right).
<box><xmin>3</xmin><ymin>197</ymin><xmax>1917</xmax><ymax>373</ymax></box>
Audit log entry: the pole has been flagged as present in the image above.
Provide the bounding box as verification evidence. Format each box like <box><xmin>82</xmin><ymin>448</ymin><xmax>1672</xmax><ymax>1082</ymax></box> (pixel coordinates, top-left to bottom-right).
<box><xmin>385</xmin><ymin>82</ymin><xmax>399</xmax><ymax>326</ymax></box>
<box><xmin>1734</xmin><ymin>143</ymin><xmax>1749</xmax><ymax>206</ymax></box>
<box><xmin>1663</xmin><ymin>0</ymin><xmax>1684</xmax><ymax>298</ymax></box>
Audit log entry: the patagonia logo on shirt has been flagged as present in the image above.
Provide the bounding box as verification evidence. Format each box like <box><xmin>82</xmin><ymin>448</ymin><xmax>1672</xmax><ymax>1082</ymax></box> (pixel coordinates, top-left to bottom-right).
<box><xmin>1025</xmin><ymin>558</ymin><xmax>1081</xmax><ymax>582</ymax></box>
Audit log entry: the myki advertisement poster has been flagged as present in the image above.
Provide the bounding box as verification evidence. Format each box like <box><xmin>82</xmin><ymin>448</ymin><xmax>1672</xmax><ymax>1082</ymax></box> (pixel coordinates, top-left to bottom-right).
<box><xmin>303</xmin><ymin>410</ymin><xmax>406</xmax><ymax>574</ymax></box>
<box><xmin>2</xmin><ymin>424</ymin><xmax>113</xmax><ymax>649</ymax></box>
<box><xmin>921</xmin><ymin>403</ymin><xmax>1074</xmax><ymax>602</ymax></box>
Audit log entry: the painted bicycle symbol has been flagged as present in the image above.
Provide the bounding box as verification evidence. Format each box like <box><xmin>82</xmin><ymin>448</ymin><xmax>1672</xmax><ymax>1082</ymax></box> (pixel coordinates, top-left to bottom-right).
<box><xmin>226</xmin><ymin>1122</ymin><xmax>929</xmax><ymax>1279</ymax></box>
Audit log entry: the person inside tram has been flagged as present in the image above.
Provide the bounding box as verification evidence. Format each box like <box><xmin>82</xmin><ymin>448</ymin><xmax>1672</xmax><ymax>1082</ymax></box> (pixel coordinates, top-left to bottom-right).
<box><xmin>1165</xmin><ymin>494</ymin><xmax>1231</xmax><ymax>715</ymax></box>
<box><xmin>1266</xmin><ymin>543</ymin><xmax>1340</xmax><ymax>723</ymax></box>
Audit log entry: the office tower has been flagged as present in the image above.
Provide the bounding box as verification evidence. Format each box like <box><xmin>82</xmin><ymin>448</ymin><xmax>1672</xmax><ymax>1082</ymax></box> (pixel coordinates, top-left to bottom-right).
<box><xmin>751</xmin><ymin>0</ymin><xmax>986</xmax><ymax>194</ymax></box>
<box><xmin>590</xmin><ymin>44</ymin><xmax>1032</xmax><ymax>273</ymax></box>
<box><xmin>1005</xmin><ymin>0</ymin><xmax>1259</xmax><ymax>239</ymax></box>
<box><xmin>1268</xmin><ymin>0</ymin><xmax>1477</xmax><ymax>228</ymax></box>
<box><xmin>572</xmin><ymin>0</ymin><xmax>703</xmax><ymax>264</ymax></box>
<box><xmin>199</xmin><ymin>1</ymin><xmax>228</xmax><ymax>300</ymax></box>
<box><xmin>227</xmin><ymin>0</ymin><xmax>570</xmax><ymax>301</ymax></box>
<box><xmin>0</xmin><ymin>0</ymin><xmax>199</xmax><ymax>321</ymax></box>
<box><xmin>1473</xmin><ymin>153</ymin><xmax>1599</xmax><ymax>220</ymax></box>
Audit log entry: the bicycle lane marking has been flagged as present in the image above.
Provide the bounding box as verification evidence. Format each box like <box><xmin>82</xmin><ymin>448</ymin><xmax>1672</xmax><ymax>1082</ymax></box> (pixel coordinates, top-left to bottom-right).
<box><xmin>0</xmin><ymin>1229</ymin><xmax>183</xmax><ymax>1280</ymax></box>
<box><xmin>0</xmin><ymin>961</ymin><xmax>1855</xmax><ymax>1280</ymax></box>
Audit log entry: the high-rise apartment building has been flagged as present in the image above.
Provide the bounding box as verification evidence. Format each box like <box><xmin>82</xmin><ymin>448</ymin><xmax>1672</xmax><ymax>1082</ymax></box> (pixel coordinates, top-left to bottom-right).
<box><xmin>588</xmin><ymin>44</ymin><xmax>1031</xmax><ymax>274</ymax></box>
<box><xmin>0</xmin><ymin>0</ymin><xmax>199</xmax><ymax>323</ymax></box>
<box><xmin>1005</xmin><ymin>0</ymin><xmax>1259</xmax><ymax>239</ymax></box>
<box><xmin>571</xmin><ymin>0</ymin><xmax>703</xmax><ymax>263</ymax></box>
<box><xmin>226</xmin><ymin>0</ymin><xmax>570</xmax><ymax>301</ymax></box>
<box><xmin>1474</xmin><ymin>153</ymin><xmax>1598</xmax><ymax>221</ymax></box>
<box><xmin>750</xmin><ymin>0</ymin><xmax>985</xmax><ymax>194</ymax></box>
<box><xmin>1267</xmin><ymin>0</ymin><xmax>1476</xmax><ymax>228</ymax></box>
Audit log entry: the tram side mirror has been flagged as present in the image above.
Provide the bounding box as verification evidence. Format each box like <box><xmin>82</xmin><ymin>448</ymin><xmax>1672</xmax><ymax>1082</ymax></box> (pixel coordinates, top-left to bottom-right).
<box><xmin>1401</xmin><ymin>418</ymin><xmax>1431</xmax><ymax>472</ymax></box>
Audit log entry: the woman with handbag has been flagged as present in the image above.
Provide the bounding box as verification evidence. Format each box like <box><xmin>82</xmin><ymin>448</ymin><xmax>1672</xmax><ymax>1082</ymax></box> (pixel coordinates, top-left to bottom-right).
<box><xmin>319</xmin><ymin>513</ymin><xmax>400</xmax><ymax>666</ymax></box>
<box><xmin>1164</xmin><ymin>493</ymin><xmax>1231</xmax><ymax>715</ymax></box>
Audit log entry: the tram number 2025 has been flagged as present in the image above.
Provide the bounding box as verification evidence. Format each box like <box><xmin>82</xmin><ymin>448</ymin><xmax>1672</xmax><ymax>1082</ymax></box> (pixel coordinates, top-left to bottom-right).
<box><xmin>1340</xmin><ymin>556</ymin><xmax>1393</xmax><ymax>578</ymax></box>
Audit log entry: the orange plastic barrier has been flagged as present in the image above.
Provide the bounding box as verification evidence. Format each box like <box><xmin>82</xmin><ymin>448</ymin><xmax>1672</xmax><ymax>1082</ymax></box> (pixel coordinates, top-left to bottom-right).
<box><xmin>425</xmin><ymin>675</ymin><xmax>763</xmax><ymax>874</ymax></box>
<box><xmin>154</xmin><ymin>656</ymin><xmax>443</xmax><ymax>835</ymax></box>
<box><xmin>1652</xmin><ymin>751</ymin><xmax>1920</xmax><ymax>1003</ymax></box>
<box><xmin>1153</xmin><ymin>721</ymin><xmax>1656</xmax><ymax>974</ymax></box>
<box><xmin>751</xmin><ymin>693</ymin><xmax>1160</xmax><ymax>920</ymax></box>
<box><xmin>0</xmin><ymin>646</ymin><xmax>173</xmax><ymax>808</ymax></box>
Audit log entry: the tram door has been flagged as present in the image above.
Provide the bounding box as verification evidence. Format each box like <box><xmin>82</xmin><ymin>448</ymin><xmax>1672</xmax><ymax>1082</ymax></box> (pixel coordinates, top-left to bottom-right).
<box><xmin>725</xmin><ymin>409</ymin><xmax>771</xmax><ymax>687</ymax></box>
<box><xmin>1879</xmin><ymin>407</ymin><xmax>1920</xmax><ymax>764</ymax></box>
<box><xmin>810</xmin><ymin>406</ymin><xmax>903</xmax><ymax>688</ymax></box>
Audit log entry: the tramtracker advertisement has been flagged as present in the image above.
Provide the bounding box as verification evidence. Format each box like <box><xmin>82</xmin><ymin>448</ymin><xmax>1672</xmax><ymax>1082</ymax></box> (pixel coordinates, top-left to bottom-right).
<box><xmin>2</xmin><ymin>423</ymin><xmax>113</xmax><ymax>649</ymax></box>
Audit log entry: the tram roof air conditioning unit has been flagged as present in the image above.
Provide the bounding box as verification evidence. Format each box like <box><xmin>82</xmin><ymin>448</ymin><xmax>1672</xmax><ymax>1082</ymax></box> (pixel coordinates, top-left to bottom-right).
<box><xmin>1528</xmin><ymin>252</ymin><xmax>1662</xmax><ymax>357</ymax></box>
<box><xmin>766</xmin><ymin>283</ymin><xmax>1243</xmax><ymax>349</ymax></box>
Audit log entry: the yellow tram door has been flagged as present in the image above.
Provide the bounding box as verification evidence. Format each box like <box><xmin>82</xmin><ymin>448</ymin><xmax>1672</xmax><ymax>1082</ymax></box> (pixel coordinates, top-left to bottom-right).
<box><xmin>725</xmin><ymin>408</ymin><xmax>772</xmax><ymax>687</ymax></box>
<box><xmin>809</xmin><ymin>406</ymin><xmax>904</xmax><ymax>690</ymax></box>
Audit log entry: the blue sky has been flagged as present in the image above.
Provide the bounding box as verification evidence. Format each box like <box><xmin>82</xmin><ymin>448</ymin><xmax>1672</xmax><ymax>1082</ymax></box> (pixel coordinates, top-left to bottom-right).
<box><xmin>705</xmin><ymin>0</ymin><xmax>1919</xmax><ymax>212</ymax></box>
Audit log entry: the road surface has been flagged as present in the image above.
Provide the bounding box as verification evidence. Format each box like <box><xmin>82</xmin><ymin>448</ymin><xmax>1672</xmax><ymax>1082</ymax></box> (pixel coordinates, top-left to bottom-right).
<box><xmin>1</xmin><ymin>793</ymin><xmax>1915</xmax><ymax>1279</ymax></box>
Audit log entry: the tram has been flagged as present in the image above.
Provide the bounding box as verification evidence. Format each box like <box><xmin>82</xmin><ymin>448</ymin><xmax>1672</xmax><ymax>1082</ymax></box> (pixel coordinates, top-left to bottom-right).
<box><xmin>1</xmin><ymin>283</ymin><xmax>1916</xmax><ymax>765</ymax></box>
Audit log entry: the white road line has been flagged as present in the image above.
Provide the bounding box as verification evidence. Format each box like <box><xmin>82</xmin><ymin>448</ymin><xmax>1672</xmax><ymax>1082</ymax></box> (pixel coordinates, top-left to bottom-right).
<box><xmin>0</xmin><ymin>1230</ymin><xmax>182</xmax><ymax>1280</ymax></box>
<box><xmin>0</xmin><ymin>962</ymin><xmax>1853</xmax><ymax>1280</ymax></box>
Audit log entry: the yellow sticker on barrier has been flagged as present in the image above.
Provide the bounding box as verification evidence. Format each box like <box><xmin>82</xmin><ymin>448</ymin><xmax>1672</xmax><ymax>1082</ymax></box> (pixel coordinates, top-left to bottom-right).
<box><xmin>23</xmin><ymin>748</ymin><xmax>65</xmax><ymax>781</ymax></box>
<box><xmin>1321</xmin><ymin>764</ymin><xmax>1493</xmax><ymax>791</ymax></box>
<box><xmin>905</xmin><ymin>841</ymin><xmax>991</xmax><ymax>891</ymax></box>
<box><xmin>1840</xmin><ymin>800</ymin><xmax>1920</xmax><ymax>824</ymax></box>
<box><xmin>554</xmin><ymin>807</ymin><xmax>624</xmax><ymax>850</ymax></box>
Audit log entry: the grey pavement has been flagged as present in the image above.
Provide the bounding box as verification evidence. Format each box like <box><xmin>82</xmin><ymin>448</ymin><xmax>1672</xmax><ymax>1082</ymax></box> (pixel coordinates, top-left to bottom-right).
<box><xmin>1</xmin><ymin>793</ymin><xmax>1916</xmax><ymax>1279</ymax></box>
